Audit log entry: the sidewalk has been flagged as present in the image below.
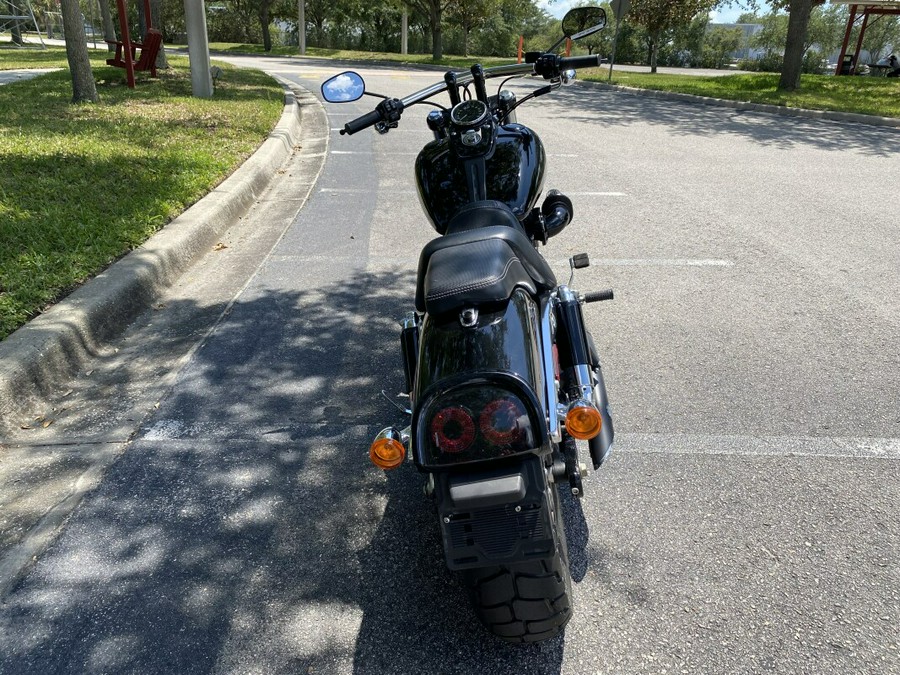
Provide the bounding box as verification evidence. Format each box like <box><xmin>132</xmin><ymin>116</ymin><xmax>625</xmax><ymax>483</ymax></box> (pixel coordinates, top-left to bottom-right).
<box><xmin>0</xmin><ymin>68</ymin><xmax>58</xmax><ymax>85</ymax></box>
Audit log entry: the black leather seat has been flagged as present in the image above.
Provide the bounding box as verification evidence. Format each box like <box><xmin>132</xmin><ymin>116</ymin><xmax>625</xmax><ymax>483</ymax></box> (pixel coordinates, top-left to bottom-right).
<box><xmin>415</xmin><ymin>203</ymin><xmax>557</xmax><ymax>317</ymax></box>
<box><xmin>445</xmin><ymin>200</ymin><xmax>526</xmax><ymax>235</ymax></box>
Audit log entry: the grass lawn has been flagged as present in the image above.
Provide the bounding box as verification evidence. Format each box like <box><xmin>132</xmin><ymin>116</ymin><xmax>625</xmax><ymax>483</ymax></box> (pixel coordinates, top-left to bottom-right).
<box><xmin>585</xmin><ymin>69</ymin><xmax>900</xmax><ymax>119</ymax></box>
<box><xmin>195</xmin><ymin>43</ymin><xmax>515</xmax><ymax>70</ymax></box>
<box><xmin>187</xmin><ymin>43</ymin><xmax>900</xmax><ymax>119</ymax></box>
<box><xmin>0</xmin><ymin>52</ymin><xmax>283</xmax><ymax>339</ymax></box>
<box><xmin>0</xmin><ymin>43</ymin><xmax>109</xmax><ymax>69</ymax></box>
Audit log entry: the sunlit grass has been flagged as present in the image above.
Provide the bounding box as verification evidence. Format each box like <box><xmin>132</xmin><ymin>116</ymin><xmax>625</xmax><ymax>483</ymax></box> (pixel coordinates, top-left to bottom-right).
<box><xmin>583</xmin><ymin>69</ymin><xmax>900</xmax><ymax>119</ymax></box>
<box><xmin>197</xmin><ymin>42</ymin><xmax>514</xmax><ymax>69</ymax></box>
<box><xmin>0</xmin><ymin>53</ymin><xmax>282</xmax><ymax>338</ymax></box>
<box><xmin>0</xmin><ymin>43</ymin><xmax>110</xmax><ymax>70</ymax></box>
<box><xmin>178</xmin><ymin>42</ymin><xmax>900</xmax><ymax>118</ymax></box>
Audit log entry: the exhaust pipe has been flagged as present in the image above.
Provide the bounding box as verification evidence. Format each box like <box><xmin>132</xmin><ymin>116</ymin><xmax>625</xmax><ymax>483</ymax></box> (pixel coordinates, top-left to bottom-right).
<box><xmin>588</xmin><ymin>366</ymin><xmax>614</xmax><ymax>468</ymax></box>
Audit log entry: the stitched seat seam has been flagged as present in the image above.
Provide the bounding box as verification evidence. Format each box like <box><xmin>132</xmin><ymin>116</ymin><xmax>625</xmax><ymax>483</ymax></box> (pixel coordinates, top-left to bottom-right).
<box><xmin>428</xmin><ymin>257</ymin><xmax>521</xmax><ymax>300</ymax></box>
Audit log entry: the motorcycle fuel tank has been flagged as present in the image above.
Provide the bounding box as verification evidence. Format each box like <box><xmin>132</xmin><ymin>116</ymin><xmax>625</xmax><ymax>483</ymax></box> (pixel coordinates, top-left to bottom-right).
<box><xmin>415</xmin><ymin>124</ymin><xmax>546</xmax><ymax>234</ymax></box>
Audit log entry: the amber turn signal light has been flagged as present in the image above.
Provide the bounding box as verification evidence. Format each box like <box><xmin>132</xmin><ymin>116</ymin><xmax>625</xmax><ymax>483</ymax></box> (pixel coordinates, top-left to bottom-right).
<box><xmin>369</xmin><ymin>428</ymin><xmax>407</xmax><ymax>470</ymax></box>
<box><xmin>565</xmin><ymin>400</ymin><xmax>602</xmax><ymax>440</ymax></box>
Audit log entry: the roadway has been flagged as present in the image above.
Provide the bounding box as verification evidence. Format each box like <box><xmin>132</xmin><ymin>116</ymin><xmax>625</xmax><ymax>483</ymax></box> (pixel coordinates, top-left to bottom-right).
<box><xmin>0</xmin><ymin>57</ymin><xmax>897</xmax><ymax>673</ymax></box>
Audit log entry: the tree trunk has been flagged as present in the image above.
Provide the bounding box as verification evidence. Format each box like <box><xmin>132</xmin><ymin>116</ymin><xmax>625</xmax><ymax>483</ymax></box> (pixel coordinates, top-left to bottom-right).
<box><xmin>650</xmin><ymin>28</ymin><xmax>660</xmax><ymax>73</ymax></box>
<box><xmin>137</xmin><ymin>1</ymin><xmax>147</xmax><ymax>40</ymax></box>
<box><xmin>297</xmin><ymin>0</ymin><xmax>305</xmax><ymax>54</ymax></box>
<box><xmin>60</xmin><ymin>0</ymin><xmax>99</xmax><ymax>103</ymax></box>
<box><xmin>150</xmin><ymin>0</ymin><xmax>168</xmax><ymax>67</ymax></box>
<box><xmin>428</xmin><ymin>0</ymin><xmax>444</xmax><ymax>61</ymax></box>
<box><xmin>463</xmin><ymin>25</ymin><xmax>469</xmax><ymax>57</ymax></box>
<box><xmin>260</xmin><ymin>3</ymin><xmax>272</xmax><ymax>51</ymax></box>
<box><xmin>432</xmin><ymin>24</ymin><xmax>442</xmax><ymax>59</ymax></box>
<box><xmin>313</xmin><ymin>19</ymin><xmax>324</xmax><ymax>45</ymax></box>
<box><xmin>97</xmin><ymin>0</ymin><xmax>117</xmax><ymax>52</ymax></box>
<box><xmin>7</xmin><ymin>1</ymin><xmax>23</xmax><ymax>44</ymax></box>
<box><xmin>778</xmin><ymin>0</ymin><xmax>814</xmax><ymax>91</ymax></box>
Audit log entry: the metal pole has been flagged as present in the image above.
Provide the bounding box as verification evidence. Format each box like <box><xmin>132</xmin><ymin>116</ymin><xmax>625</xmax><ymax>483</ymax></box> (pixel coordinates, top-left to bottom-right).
<box><xmin>89</xmin><ymin>0</ymin><xmax>96</xmax><ymax>48</ymax></box>
<box><xmin>608</xmin><ymin>18</ymin><xmax>621</xmax><ymax>82</ymax></box>
<box><xmin>851</xmin><ymin>9</ymin><xmax>870</xmax><ymax>74</ymax></box>
<box><xmin>401</xmin><ymin>8</ymin><xmax>407</xmax><ymax>55</ymax></box>
<box><xmin>25</xmin><ymin>0</ymin><xmax>46</xmax><ymax>47</ymax></box>
<box><xmin>183</xmin><ymin>0</ymin><xmax>212</xmax><ymax>97</ymax></box>
<box><xmin>836</xmin><ymin>4</ymin><xmax>856</xmax><ymax>75</ymax></box>
<box><xmin>115</xmin><ymin>0</ymin><xmax>135</xmax><ymax>88</ymax></box>
<box><xmin>298</xmin><ymin>0</ymin><xmax>305</xmax><ymax>55</ymax></box>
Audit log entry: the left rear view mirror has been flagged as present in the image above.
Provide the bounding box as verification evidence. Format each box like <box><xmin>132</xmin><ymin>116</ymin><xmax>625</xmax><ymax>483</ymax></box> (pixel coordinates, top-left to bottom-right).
<box><xmin>321</xmin><ymin>72</ymin><xmax>366</xmax><ymax>103</ymax></box>
<box><xmin>561</xmin><ymin>7</ymin><xmax>607</xmax><ymax>39</ymax></box>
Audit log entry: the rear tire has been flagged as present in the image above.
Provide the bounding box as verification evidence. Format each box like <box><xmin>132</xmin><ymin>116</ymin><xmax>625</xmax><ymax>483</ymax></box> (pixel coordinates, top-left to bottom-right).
<box><xmin>460</xmin><ymin>483</ymin><xmax>572</xmax><ymax>643</ymax></box>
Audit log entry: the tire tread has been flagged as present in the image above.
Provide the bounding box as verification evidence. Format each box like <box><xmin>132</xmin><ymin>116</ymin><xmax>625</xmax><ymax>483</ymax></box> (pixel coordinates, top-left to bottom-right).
<box><xmin>463</xmin><ymin>550</ymin><xmax>572</xmax><ymax>642</ymax></box>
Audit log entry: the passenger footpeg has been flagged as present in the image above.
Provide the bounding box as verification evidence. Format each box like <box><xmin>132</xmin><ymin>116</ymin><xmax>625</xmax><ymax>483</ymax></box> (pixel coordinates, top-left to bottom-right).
<box><xmin>583</xmin><ymin>289</ymin><xmax>614</xmax><ymax>303</ymax></box>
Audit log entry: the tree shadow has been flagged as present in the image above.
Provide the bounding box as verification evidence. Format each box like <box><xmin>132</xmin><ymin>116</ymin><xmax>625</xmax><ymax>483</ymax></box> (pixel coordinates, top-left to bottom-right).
<box><xmin>550</xmin><ymin>84</ymin><xmax>900</xmax><ymax>157</ymax></box>
<box><xmin>0</xmin><ymin>267</ymin><xmax>581</xmax><ymax>674</ymax></box>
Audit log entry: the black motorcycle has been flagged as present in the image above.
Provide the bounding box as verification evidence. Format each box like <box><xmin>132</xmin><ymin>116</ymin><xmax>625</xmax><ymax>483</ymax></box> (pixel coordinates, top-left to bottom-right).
<box><xmin>322</xmin><ymin>7</ymin><xmax>615</xmax><ymax>643</ymax></box>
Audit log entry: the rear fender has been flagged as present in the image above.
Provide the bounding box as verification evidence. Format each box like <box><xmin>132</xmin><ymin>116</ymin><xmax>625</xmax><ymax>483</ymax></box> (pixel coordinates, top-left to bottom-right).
<box><xmin>412</xmin><ymin>289</ymin><xmax>550</xmax><ymax>470</ymax></box>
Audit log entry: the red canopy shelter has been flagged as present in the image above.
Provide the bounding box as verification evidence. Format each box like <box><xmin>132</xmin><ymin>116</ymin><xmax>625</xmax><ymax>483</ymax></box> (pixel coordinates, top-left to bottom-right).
<box><xmin>105</xmin><ymin>0</ymin><xmax>163</xmax><ymax>88</ymax></box>
<box><xmin>831</xmin><ymin>0</ymin><xmax>900</xmax><ymax>75</ymax></box>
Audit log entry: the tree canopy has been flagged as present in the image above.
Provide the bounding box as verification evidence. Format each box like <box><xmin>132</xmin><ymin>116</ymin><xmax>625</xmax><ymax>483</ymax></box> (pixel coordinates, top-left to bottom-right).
<box><xmin>627</xmin><ymin>0</ymin><xmax>722</xmax><ymax>71</ymax></box>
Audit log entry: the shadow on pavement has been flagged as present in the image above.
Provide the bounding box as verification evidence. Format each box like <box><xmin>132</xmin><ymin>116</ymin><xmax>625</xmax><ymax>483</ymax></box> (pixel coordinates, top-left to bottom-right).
<box><xmin>0</xmin><ymin>267</ymin><xmax>586</xmax><ymax>674</ymax></box>
<box><xmin>552</xmin><ymin>85</ymin><xmax>900</xmax><ymax>157</ymax></box>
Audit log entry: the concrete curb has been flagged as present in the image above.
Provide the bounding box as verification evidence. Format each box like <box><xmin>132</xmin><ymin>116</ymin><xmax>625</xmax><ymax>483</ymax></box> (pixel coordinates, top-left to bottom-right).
<box><xmin>582</xmin><ymin>80</ymin><xmax>900</xmax><ymax>128</ymax></box>
<box><xmin>0</xmin><ymin>83</ymin><xmax>305</xmax><ymax>425</ymax></box>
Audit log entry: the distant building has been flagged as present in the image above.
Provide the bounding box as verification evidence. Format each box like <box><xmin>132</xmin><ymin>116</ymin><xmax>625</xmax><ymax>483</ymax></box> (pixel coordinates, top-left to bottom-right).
<box><xmin>710</xmin><ymin>22</ymin><xmax>765</xmax><ymax>60</ymax></box>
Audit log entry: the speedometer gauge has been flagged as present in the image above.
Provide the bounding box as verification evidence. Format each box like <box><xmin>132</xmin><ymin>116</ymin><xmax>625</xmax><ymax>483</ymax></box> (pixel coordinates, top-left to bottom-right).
<box><xmin>450</xmin><ymin>99</ymin><xmax>489</xmax><ymax>127</ymax></box>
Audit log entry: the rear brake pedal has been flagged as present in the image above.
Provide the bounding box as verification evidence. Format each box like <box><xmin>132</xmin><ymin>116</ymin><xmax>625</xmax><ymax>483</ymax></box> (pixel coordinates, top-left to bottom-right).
<box><xmin>571</xmin><ymin>253</ymin><xmax>590</xmax><ymax>269</ymax></box>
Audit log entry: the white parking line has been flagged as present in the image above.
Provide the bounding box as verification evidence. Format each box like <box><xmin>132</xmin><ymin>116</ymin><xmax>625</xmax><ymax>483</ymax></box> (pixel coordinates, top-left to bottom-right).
<box><xmin>319</xmin><ymin>188</ymin><xmax>417</xmax><ymax>194</ymax></box>
<box><xmin>329</xmin><ymin>127</ymin><xmax>435</xmax><ymax>133</ymax></box>
<box><xmin>614</xmin><ymin>433</ymin><xmax>900</xmax><ymax>459</ymax></box>
<box><xmin>568</xmin><ymin>192</ymin><xmax>627</xmax><ymax>197</ymax></box>
<box><xmin>550</xmin><ymin>258</ymin><xmax>734</xmax><ymax>267</ymax></box>
<box><xmin>330</xmin><ymin>151</ymin><xmax>420</xmax><ymax>156</ymax></box>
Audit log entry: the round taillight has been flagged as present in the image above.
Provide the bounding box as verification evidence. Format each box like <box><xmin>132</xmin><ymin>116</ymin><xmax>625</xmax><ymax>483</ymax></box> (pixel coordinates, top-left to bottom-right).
<box><xmin>430</xmin><ymin>406</ymin><xmax>475</xmax><ymax>453</ymax></box>
<box><xmin>479</xmin><ymin>399</ymin><xmax>523</xmax><ymax>445</ymax></box>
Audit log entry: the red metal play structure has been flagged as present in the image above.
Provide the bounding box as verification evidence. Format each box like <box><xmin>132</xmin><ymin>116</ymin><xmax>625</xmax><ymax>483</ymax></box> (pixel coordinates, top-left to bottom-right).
<box><xmin>832</xmin><ymin>0</ymin><xmax>900</xmax><ymax>75</ymax></box>
<box><xmin>105</xmin><ymin>0</ymin><xmax>163</xmax><ymax>88</ymax></box>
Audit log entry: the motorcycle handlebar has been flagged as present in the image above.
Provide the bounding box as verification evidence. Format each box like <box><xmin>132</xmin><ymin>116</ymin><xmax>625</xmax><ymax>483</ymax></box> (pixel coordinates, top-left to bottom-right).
<box><xmin>341</xmin><ymin>109</ymin><xmax>383</xmax><ymax>136</ymax></box>
<box><xmin>558</xmin><ymin>54</ymin><xmax>603</xmax><ymax>70</ymax></box>
<box><xmin>340</xmin><ymin>55</ymin><xmax>599</xmax><ymax>134</ymax></box>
